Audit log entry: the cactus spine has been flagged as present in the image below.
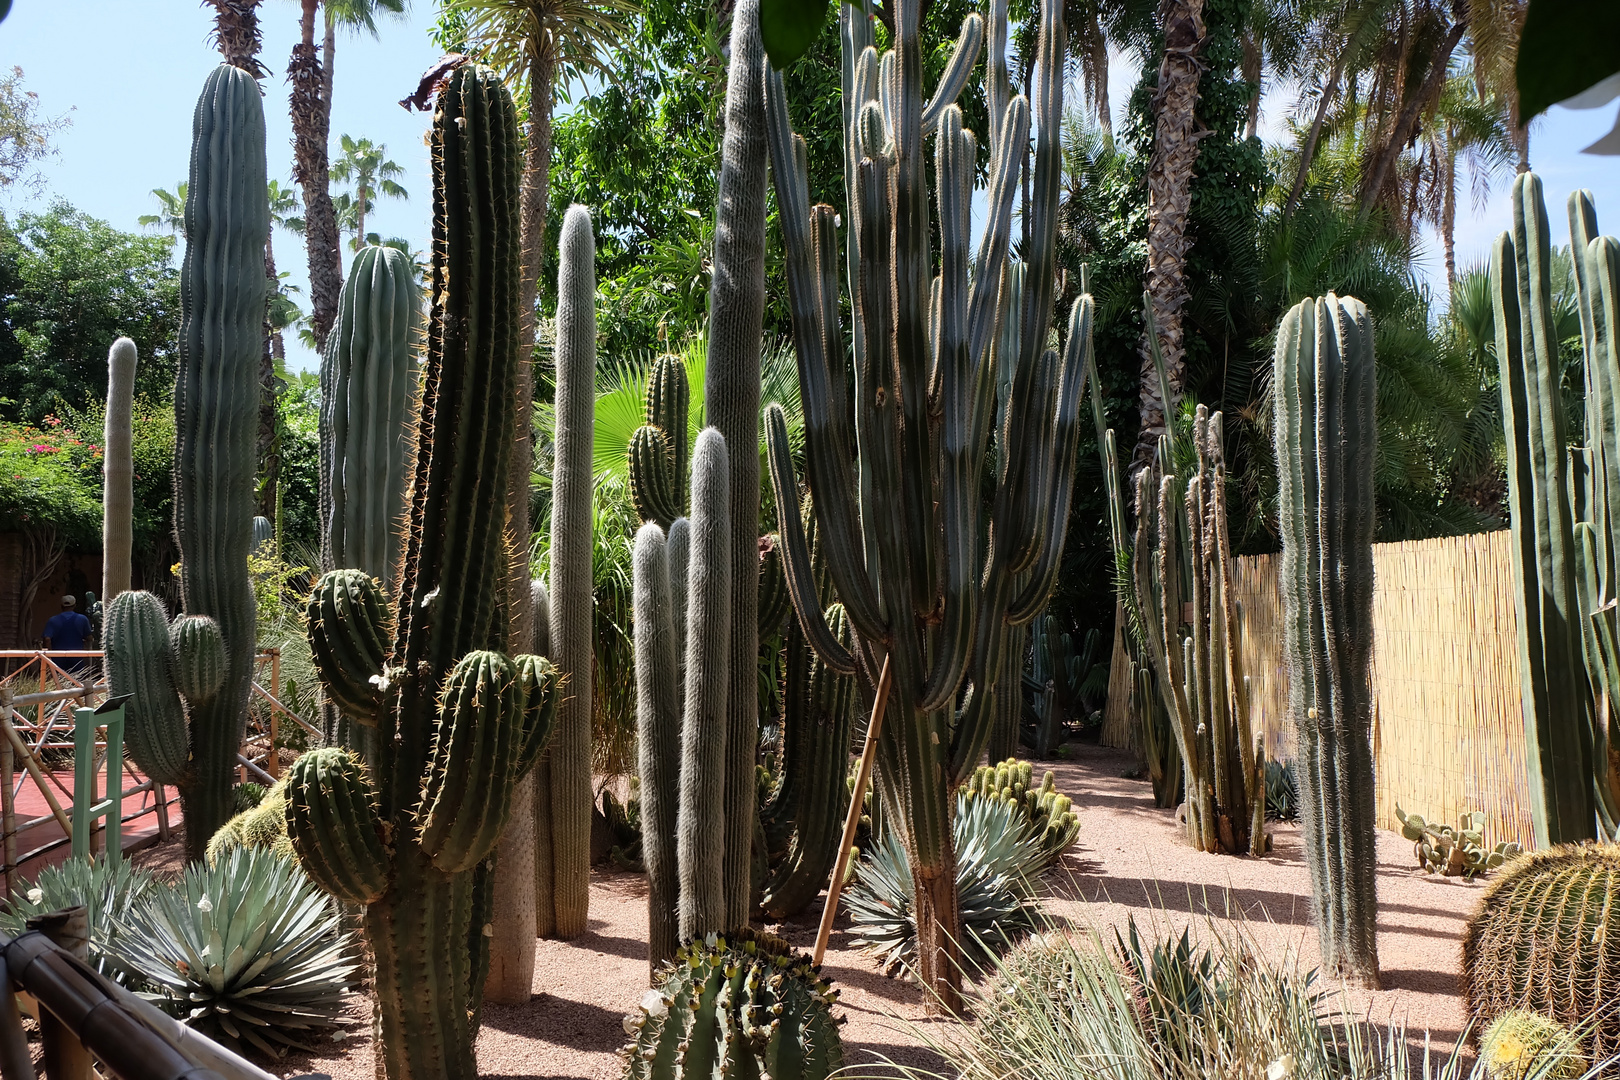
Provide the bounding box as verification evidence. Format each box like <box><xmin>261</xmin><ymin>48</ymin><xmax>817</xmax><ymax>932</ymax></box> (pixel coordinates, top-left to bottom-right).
<box><xmin>634</xmin><ymin>523</ymin><xmax>682</xmax><ymax>976</ymax></box>
<box><xmin>102</xmin><ymin>337</ymin><xmax>136</xmax><ymax>602</ymax></box>
<box><xmin>1133</xmin><ymin>406</ymin><xmax>1265</xmax><ymax>855</ymax></box>
<box><xmin>1272</xmin><ymin>293</ymin><xmax>1379</xmax><ymax>987</ymax></box>
<box><xmin>763</xmin><ymin>0</ymin><xmax>1083</xmax><ymax>1005</ymax></box>
<box><xmin>534</xmin><ymin>204</ymin><xmax>596</xmax><ymax>940</ymax></box>
<box><xmin>286</xmin><ymin>66</ymin><xmax>557</xmax><ymax>1080</ymax></box>
<box><xmin>105</xmin><ymin>64</ymin><xmax>266</xmax><ymax>862</ymax></box>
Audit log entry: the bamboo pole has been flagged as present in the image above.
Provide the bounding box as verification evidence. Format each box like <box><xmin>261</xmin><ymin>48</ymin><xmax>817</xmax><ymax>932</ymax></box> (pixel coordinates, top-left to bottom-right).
<box><xmin>813</xmin><ymin>656</ymin><xmax>892</xmax><ymax>967</ymax></box>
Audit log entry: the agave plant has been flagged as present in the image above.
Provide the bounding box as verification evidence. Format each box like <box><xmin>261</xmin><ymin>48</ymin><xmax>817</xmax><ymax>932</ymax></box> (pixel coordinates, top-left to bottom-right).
<box><xmin>0</xmin><ymin>856</ymin><xmax>154</xmax><ymax>985</ymax></box>
<box><xmin>845</xmin><ymin>791</ymin><xmax>1045</xmax><ymax>978</ymax></box>
<box><xmin>111</xmin><ymin>846</ymin><xmax>359</xmax><ymax>1056</ymax></box>
<box><xmin>1265</xmin><ymin>759</ymin><xmax>1299</xmax><ymax>822</ymax></box>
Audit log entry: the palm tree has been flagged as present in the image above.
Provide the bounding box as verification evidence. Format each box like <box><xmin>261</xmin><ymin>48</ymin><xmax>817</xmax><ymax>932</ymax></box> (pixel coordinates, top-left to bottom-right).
<box><xmin>1135</xmin><ymin>0</ymin><xmax>1207</xmax><ymax>469</ymax></box>
<box><xmin>329</xmin><ymin>134</ymin><xmax>408</xmax><ymax>253</ymax></box>
<box><xmin>205</xmin><ymin>0</ymin><xmax>267</xmax><ymax>76</ymax></box>
<box><xmin>138</xmin><ymin>183</ymin><xmax>187</xmax><ymax>236</ymax></box>
<box><xmin>288</xmin><ymin>0</ymin><xmax>407</xmax><ymax>353</ymax></box>
<box><xmin>442</xmin><ymin>0</ymin><xmax>633</xmax><ymax>986</ymax></box>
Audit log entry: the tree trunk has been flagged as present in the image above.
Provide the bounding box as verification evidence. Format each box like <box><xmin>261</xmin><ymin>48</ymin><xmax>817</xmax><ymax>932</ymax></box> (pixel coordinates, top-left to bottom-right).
<box><xmin>207</xmin><ymin>0</ymin><xmax>264</xmax><ymax>76</ymax></box>
<box><xmin>259</xmin><ymin>238</ymin><xmax>281</xmax><ymax>521</ymax></box>
<box><xmin>1357</xmin><ymin>17</ymin><xmax>1465</xmax><ymax>222</ymax></box>
<box><xmin>1441</xmin><ymin>140</ymin><xmax>1457</xmax><ymax>295</ymax></box>
<box><xmin>290</xmin><ymin>0</ymin><xmax>344</xmax><ymax>351</ymax></box>
<box><xmin>1134</xmin><ymin>0</ymin><xmax>1207</xmax><ymax>471</ymax></box>
<box><xmin>1242</xmin><ymin>32</ymin><xmax>1260</xmax><ymax>140</ymax></box>
<box><xmin>1088</xmin><ymin>7</ymin><xmax>1112</xmax><ymax>138</ymax></box>
<box><xmin>1284</xmin><ymin>56</ymin><xmax>1345</xmax><ymax>218</ymax></box>
<box><xmin>489</xmin><ymin>39</ymin><xmax>556</xmax><ymax>998</ymax></box>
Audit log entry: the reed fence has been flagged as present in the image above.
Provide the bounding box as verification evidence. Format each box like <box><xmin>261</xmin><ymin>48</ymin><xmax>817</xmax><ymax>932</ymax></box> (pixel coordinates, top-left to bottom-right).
<box><xmin>1107</xmin><ymin>529</ymin><xmax>1536</xmax><ymax>850</ymax></box>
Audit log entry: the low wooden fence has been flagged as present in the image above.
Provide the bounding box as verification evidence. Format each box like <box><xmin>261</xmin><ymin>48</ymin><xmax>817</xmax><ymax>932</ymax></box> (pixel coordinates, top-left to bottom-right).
<box><xmin>1109</xmin><ymin>529</ymin><xmax>1537</xmax><ymax>850</ymax></box>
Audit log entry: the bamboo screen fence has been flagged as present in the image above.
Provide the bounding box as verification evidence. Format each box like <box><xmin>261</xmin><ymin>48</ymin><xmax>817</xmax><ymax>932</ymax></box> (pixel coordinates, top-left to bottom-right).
<box><xmin>1106</xmin><ymin>529</ymin><xmax>1536</xmax><ymax>850</ymax></box>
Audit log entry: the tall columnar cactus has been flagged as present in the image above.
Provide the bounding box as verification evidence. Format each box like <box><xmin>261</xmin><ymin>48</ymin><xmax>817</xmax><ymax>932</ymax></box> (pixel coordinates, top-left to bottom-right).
<box><xmin>763</xmin><ymin>0</ymin><xmax>1084</xmax><ymax>1005</ymax></box>
<box><xmin>102</xmin><ymin>337</ymin><xmax>136</xmax><ymax>602</ymax></box>
<box><xmin>1461</xmin><ymin>844</ymin><xmax>1620</xmax><ymax>1062</ymax></box>
<box><xmin>634</xmin><ymin>522</ymin><xmax>682</xmax><ymax>977</ymax></box>
<box><xmin>705</xmin><ymin>0</ymin><xmax>769</xmax><ymax>933</ymax></box>
<box><xmin>1272</xmin><ymin>292</ymin><xmax>1379</xmax><ymax>987</ymax></box>
<box><xmin>105</xmin><ymin>64</ymin><xmax>266</xmax><ymax>862</ymax></box>
<box><xmin>1496</xmin><ymin>174</ymin><xmax>1620</xmax><ymax>844</ymax></box>
<box><xmin>285</xmin><ymin>66</ymin><xmax>558</xmax><ymax>1080</ymax></box>
<box><xmin>535</xmin><ymin>204</ymin><xmax>597</xmax><ymax>940</ymax></box>
<box><xmin>318</xmin><ymin>244</ymin><xmax>420</xmax><ymax>761</ymax></box>
<box><xmin>677</xmin><ymin>429</ymin><xmax>731</xmax><ymax>942</ymax></box>
<box><xmin>1133</xmin><ymin>406</ymin><xmax>1265</xmax><ymax>855</ymax></box>
<box><xmin>630</xmin><ymin>353</ymin><xmax>691</xmax><ymax>530</ymax></box>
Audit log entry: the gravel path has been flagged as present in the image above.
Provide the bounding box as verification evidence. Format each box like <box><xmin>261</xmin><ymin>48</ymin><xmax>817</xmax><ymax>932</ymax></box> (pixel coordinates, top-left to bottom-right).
<box><xmin>137</xmin><ymin>742</ymin><xmax>1478</xmax><ymax>1078</ymax></box>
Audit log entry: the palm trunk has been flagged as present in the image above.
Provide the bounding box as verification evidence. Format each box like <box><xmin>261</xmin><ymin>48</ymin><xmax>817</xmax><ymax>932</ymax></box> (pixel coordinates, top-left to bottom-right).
<box><xmin>1357</xmin><ymin>17</ymin><xmax>1465</xmax><ymax>222</ymax></box>
<box><xmin>1242</xmin><ymin>32</ymin><xmax>1261</xmax><ymax>140</ymax></box>
<box><xmin>260</xmin><ymin>238</ymin><xmax>281</xmax><ymax>521</ymax></box>
<box><xmin>290</xmin><ymin>0</ymin><xmax>345</xmax><ymax>350</ymax></box>
<box><xmin>1089</xmin><ymin>9</ymin><xmax>1112</xmax><ymax>138</ymax></box>
<box><xmin>1441</xmin><ymin>143</ymin><xmax>1457</xmax><ymax>295</ymax></box>
<box><xmin>1284</xmin><ymin>55</ymin><xmax>1344</xmax><ymax>218</ymax></box>
<box><xmin>207</xmin><ymin>0</ymin><xmax>264</xmax><ymax>75</ymax></box>
<box><xmin>1135</xmin><ymin>0</ymin><xmax>1207</xmax><ymax>471</ymax></box>
<box><xmin>489</xmin><ymin>40</ymin><xmax>557</xmax><ymax>997</ymax></box>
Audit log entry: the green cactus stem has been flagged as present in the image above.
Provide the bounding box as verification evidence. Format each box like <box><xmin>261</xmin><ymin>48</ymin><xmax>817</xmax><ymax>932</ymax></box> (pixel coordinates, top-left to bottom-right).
<box><xmin>537</xmin><ymin>204</ymin><xmax>597</xmax><ymax>941</ymax></box>
<box><xmin>1272</xmin><ymin>292</ymin><xmax>1379</xmax><ymax>987</ymax></box>
<box><xmin>634</xmin><ymin>522</ymin><xmax>682</xmax><ymax>978</ymax></box>
<box><xmin>106</xmin><ymin>64</ymin><xmax>267</xmax><ymax>861</ymax></box>
<box><xmin>677</xmin><ymin>428</ymin><xmax>731</xmax><ymax>943</ymax></box>
<box><xmin>287</xmin><ymin>66</ymin><xmax>558</xmax><ymax>1080</ymax></box>
<box><xmin>103</xmin><ymin>590</ymin><xmax>188</xmax><ymax>787</ymax></box>
<box><xmin>102</xmin><ymin>337</ymin><xmax>136</xmax><ymax>601</ymax></box>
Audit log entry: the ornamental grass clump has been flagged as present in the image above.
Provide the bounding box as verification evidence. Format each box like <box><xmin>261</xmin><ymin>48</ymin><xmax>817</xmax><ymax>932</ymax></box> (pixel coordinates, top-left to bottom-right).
<box><xmin>876</xmin><ymin>916</ymin><xmax>1613</xmax><ymax>1080</ymax></box>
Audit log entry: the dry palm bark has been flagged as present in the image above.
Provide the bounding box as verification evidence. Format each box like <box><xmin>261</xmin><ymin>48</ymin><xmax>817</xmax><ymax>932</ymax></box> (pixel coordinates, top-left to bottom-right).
<box><xmin>1136</xmin><ymin>0</ymin><xmax>1207</xmax><ymax>470</ymax></box>
<box><xmin>206</xmin><ymin>0</ymin><xmax>267</xmax><ymax>77</ymax></box>
<box><xmin>290</xmin><ymin>0</ymin><xmax>345</xmax><ymax>351</ymax></box>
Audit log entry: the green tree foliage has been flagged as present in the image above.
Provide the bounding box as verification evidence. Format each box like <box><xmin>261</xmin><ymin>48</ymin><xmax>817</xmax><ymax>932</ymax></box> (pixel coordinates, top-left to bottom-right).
<box><xmin>273</xmin><ymin>374</ymin><xmax>322</xmax><ymax>557</ymax></box>
<box><xmin>0</xmin><ymin>204</ymin><xmax>181</xmax><ymax>422</ymax></box>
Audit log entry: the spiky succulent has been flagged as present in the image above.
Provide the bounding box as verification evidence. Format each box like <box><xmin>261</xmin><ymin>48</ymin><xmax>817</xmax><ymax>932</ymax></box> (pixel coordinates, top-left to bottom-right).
<box><xmin>845</xmin><ymin>790</ymin><xmax>1045</xmax><ymax>977</ymax></box>
<box><xmin>110</xmin><ymin>846</ymin><xmax>359</xmax><ymax>1056</ymax></box>
<box><xmin>1396</xmin><ymin>807</ymin><xmax>1523</xmax><ymax>880</ymax></box>
<box><xmin>0</xmin><ymin>857</ymin><xmax>154</xmax><ymax>985</ymax></box>
<box><xmin>620</xmin><ymin>928</ymin><xmax>845</xmax><ymax>1080</ymax></box>
<box><xmin>207</xmin><ymin>777</ymin><xmax>293</xmax><ymax>863</ymax></box>
<box><xmin>1481</xmin><ymin>1011</ymin><xmax>1588</xmax><ymax>1080</ymax></box>
<box><xmin>961</xmin><ymin>759</ymin><xmax>1080</xmax><ymax>871</ymax></box>
<box><xmin>1265</xmin><ymin>759</ymin><xmax>1299</xmax><ymax>821</ymax></box>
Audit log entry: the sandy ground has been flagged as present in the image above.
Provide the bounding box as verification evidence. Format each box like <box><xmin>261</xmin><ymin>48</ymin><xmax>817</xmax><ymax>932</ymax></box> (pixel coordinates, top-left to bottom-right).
<box><xmin>133</xmin><ymin>743</ymin><xmax>1477</xmax><ymax>1079</ymax></box>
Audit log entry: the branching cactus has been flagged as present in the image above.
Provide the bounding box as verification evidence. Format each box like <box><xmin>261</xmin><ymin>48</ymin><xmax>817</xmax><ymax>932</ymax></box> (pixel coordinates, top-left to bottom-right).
<box><xmin>286</xmin><ymin>66</ymin><xmax>559</xmax><ymax>1080</ymax></box>
<box><xmin>630</xmin><ymin>353</ymin><xmax>691</xmax><ymax>530</ymax></box>
<box><xmin>762</xmin><ymin>0</ymin><xmax>1085</xmax><ymax>1006</ymax></box>
<box><xmin>1272</xmin><ymin>292</ymin><xmax>1379</xmax><ymax>988</ymax></box>
<box><xmin>1498</xmin><ymin>175</ymin><xmax>1620</xmax><ymax>843</ymax></box>
<box><xmin>317</xmin><ymin>244</ymin><xmax>420</xmax><ymax>761</ymax></box>
<box><xmin>105</xmin><ymin>64</ymin><xmax>267</xmax><ymax>862</ymax></box>
<box><xmin>633</xmin><ymin>429</ymin><xmax>732</xmax><ymax>974</ymax></box>
<box><xmin>1133</xmin><ymin>405</ymin><xmax>1265</xmax><ymax>855</ymax></box>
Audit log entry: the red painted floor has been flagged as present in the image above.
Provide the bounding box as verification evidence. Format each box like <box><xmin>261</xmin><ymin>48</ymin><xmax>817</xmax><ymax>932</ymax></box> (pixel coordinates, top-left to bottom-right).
<box><xmin>7</xmin><ymin>758</ymin><xmax>180</xmax><ymax>881</ymax></box>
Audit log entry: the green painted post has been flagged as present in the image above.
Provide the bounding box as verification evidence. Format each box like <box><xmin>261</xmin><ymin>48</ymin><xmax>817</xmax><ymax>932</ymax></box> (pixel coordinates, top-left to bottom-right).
<box><xmin>70</xmin><ymin>700</ymin><xmax>125</xmax><ymax>866</ymax></box>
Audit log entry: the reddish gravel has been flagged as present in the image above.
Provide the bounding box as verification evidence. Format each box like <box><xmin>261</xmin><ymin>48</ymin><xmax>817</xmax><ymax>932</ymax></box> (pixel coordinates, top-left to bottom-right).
<box><xmin>135</xmin><ymin>743</ymin><xmax>1475</xmax><ymax>1079</ymax></box>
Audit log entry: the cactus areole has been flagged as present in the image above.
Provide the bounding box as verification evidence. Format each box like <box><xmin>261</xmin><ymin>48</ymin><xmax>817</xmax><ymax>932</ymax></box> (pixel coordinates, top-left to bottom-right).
<box><xmin>289</xmin><ymin>66</ymin><xmax>558</xmax><ymax>1080</ymax></box>
<box><xmin>762</xmin><ymin>0</ymin><xmax>1086</xmax><ymax>1008</ymax></box>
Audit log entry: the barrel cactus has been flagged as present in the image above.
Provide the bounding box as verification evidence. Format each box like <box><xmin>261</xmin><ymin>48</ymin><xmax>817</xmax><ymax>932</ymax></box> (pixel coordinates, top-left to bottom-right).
<box><xmin>105</xmin><ymin>62</ymin><xmax>266</xmax><ymax>862</ymax></box>
<box><xmin>619</xmin><ymin>928</ymin><xmax>844</xmax><ymax>1080</ymax></box>
<box><xmin>1462</xmin><ymin>844</ymin><xmax>1620</xmax><ymax>1062</ymax></box>
<box><xmin>1480</xmin><ymin>1011</ymin><xmax>1587</xmax><ymax>1080</ymax></box>
<box><xmin>1272</xmin><ymin>293</ymin><xmax>1380</xmax><ymax>987</ymax></box>
<box><xmin>206</xmin><ymin>776</ymin><xmax>293</xmax><ymax>862</ymax></box>
<box><xmin>286</xmin><ymin>65</ymin><xmax>559</xmax><ymax>1080</ymax></box>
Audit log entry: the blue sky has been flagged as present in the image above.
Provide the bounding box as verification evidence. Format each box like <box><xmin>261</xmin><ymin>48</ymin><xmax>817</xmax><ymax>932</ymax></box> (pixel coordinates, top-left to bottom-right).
<box><xmin>2</xmin><ymin>2</ymin><xmax>1618</xmax><ymax>375</ymax></box>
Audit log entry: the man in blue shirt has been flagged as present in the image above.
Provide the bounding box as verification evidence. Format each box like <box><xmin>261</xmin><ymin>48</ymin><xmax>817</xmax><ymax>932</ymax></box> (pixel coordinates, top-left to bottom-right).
<box><xmin>43</xmin><ymin>595</ymin><xmax>93</xmax><ymax>676</ymax></box>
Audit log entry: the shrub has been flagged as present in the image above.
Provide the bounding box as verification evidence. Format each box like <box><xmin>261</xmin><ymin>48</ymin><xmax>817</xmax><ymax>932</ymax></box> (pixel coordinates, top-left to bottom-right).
<box><xmin>111</xmin><ymin>846</ymin><xmax>358</xmax><ymax>1056</ymax></box>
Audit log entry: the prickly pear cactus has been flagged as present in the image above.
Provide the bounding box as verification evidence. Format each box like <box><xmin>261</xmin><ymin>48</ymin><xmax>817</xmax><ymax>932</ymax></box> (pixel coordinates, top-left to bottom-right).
<box><xmin>286</xmin><ymin>66</ymin><xmax>559</xmax><ymax>1080</ymax></box>
<box><xmin>619</xmin><ymin>928</ymin><xmax>845</xmax><ymax>1080</ymax></box>
<box><xmin>1395</xmin><ymin>807</ymin><xmax>1523</xmax><ymax>880</ymax></box>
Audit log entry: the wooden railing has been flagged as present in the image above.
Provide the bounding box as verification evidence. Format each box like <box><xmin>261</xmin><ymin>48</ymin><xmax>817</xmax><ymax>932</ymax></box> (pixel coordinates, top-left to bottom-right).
<box><xmin>0</xmin><ymin>650</ymin><xmax>324</xmax><ymax>894</ymax></box>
